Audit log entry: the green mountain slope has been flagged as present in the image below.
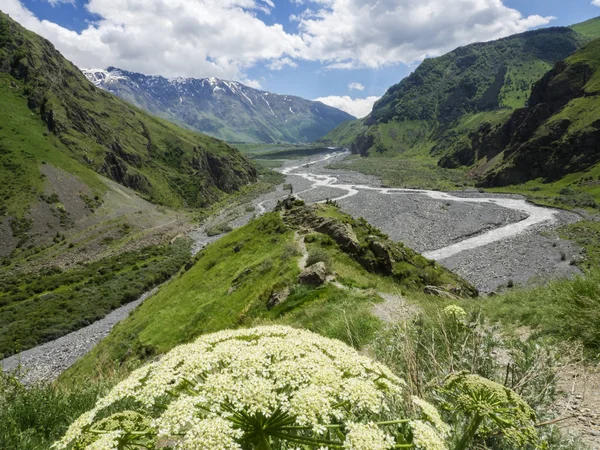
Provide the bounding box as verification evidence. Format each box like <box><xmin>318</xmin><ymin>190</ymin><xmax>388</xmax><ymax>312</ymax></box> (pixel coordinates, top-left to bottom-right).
<box><xmin>0</xmin><ymin>11</ymin><xmax>256</xmax><ymax>216</ymax></box>
<box><xmin>64</xmin><ymin>201</ymin><xmax>475</xmax><ymax>381</ymax></box>
<box><xmin>321</xmin><ymin>17</ymin><xmax>600</xmax><ymax>160</ymax></box>
<box><xmin>466</xmin><ymin>38</ymin><xmax>600</xmax><ymax>189</ymax></box>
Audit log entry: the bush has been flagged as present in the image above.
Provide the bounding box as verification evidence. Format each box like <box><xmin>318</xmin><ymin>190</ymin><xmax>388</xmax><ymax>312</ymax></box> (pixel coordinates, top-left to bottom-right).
<box><xmin>305</xmin><ymin>247</ymin><xmax>332</xmax><ymax>267</ymax></box>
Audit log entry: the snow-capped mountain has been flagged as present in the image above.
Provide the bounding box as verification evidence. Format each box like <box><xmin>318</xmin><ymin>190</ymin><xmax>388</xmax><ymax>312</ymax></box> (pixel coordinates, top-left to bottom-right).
<box><xmin>82</xmin><ymin>68</ymin><xmax>354</xmax><ymax>143</ymax></box>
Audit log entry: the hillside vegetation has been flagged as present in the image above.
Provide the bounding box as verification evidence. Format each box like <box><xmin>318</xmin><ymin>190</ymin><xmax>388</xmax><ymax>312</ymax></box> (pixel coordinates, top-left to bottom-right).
<box><xmin>3</xmin><ymin>202</ymin><xmax>599</xmax><ymax>449</ymax></box>
<box><xmin>464</xmin><ymin>38</ymin><xmax>600</xmax><ymax>190</ymax></box>
<box><xmin>323</xmin><ymin>21</ymin><xmax>600</xmax><ymax>155</ymax></box>
<box><xmin>0</xmin><ymin>12</ymin><xmax>256</xmax><ymax>216</ymax></box>
<box><xmin>64</xmin><ymin>200</ymin><xmax>475</xmax><ymax>381</ymax></box>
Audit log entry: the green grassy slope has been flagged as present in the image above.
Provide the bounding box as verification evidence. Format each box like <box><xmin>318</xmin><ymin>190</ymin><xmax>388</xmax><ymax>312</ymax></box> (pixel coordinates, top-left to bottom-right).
<box><xmin>64</xmin><ymin>202</ymin><xmax>475</xmax><ymax>381</ymax></box>
<box><xmin>0</xmin><ymin>12</ymin><xmax>256</xmax><ymax>212</ymax></box>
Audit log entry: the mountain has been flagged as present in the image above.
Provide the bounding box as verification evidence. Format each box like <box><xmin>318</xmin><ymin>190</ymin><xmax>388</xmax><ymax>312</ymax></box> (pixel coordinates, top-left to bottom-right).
<box><xmin>0</xmin><ymin>11</ymin><xmax>256</xmax><ymax>258</ymax></box>
<box><xmin>321</xmin><ymin>17</ymin><xmax>600</xmax><ymax>160</ymax></box>
<box><xmin>465</xmin><ymin>38</ymin><xmax>600</xmax><ymax>188</ymax></box>
<box><xmin>82</xmin><ymin>67</ymin><xmax>355</xmax><ymax>144</ymax></box>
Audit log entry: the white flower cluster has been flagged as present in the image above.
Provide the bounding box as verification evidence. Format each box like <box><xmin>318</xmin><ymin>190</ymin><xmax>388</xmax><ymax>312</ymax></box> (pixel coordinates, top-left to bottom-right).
<box><xmin>344</xmin><ymin>422</ymin><xmax>396</xmax><ymax>450</ymax></box>
<box><xmin>411</xmin><ymin>397</ymin><xmax>450</xmax><ymax>438</ymax></box>
<box><xmin>54</xmin><ymin>326</ymin><xmax>409</xmax><ymax>449</ymax></box>
<box><xmin>410</xmin><ymin>420</ymin><xmax>448</xmax><ymax>450</ymax></box>
<box><xmin>443</xmin><ymin>304</ymin><xmax>467</xmax><ymax>323</ymax></box>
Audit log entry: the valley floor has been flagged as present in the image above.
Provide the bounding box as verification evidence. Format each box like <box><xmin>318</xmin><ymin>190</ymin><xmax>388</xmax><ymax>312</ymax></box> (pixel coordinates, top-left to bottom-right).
<box><xmin>272</xmin><ymin>152</ymin><xmax>583</xmax><ymax>293</ymax></box>
<box><xmin>2</xmin><ymin>150</ymin><xmax>586</xmax><ymax>383</ymax></box>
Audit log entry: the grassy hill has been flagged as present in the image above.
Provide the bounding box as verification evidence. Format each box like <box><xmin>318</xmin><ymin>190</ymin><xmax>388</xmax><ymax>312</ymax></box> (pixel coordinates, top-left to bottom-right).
<box><xmin>0</xmin><ymin>12</ymin><xmax>256</xmax><ymax>217</ymax></box>
<box><xmin>63</xmin><ymin>201</ymin><xmax>475</xmax><ymax>381</ymax></box>
<box><xmin>466</xmin><ymin>38</ymin><xmax>600</xmax><ymax>191</ymax></box>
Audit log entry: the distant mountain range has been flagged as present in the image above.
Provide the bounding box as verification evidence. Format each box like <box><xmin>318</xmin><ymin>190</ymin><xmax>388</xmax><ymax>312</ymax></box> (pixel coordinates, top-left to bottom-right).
<box><xmin>83</xmin><ymin>68</ymin><xmax>354</xmax><ymax>144</ymax></box>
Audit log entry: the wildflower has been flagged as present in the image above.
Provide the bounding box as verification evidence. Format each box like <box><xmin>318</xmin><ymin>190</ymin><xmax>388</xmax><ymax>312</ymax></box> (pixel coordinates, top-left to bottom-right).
<box><xmin>343</xmin><ymin>422</ymin><xmax>395</xmax><ymax>450</ymax></box>
<box><xmin>412</xmin><ymin>397</ymin><xmax>450</xmax><ymax>437</ymax></box>
<box><xmin>54</xmin><ymin>326</ymin><xmax>440</xmax><ymax>449</ymax></box>
<box><xmin>443</xmin><ymin>305</ymin><xmax>467</xmax><ymax>322</ymax></box>
<box><xmin>410</xmin><ymin>420</ymin><xmax>448</xmax><ymax>450</ymax></box>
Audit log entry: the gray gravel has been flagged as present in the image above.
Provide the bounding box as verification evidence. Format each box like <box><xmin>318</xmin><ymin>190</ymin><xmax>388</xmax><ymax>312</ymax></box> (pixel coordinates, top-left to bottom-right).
<box><xmin>1</xmin><ymin>288</ymin><xmax>158</xmax><ymax>384</ymax></box>
<box><xmin>280</xmin><ymin>153</ymin><xmax>583</xmax><ymax>294</ymax></box>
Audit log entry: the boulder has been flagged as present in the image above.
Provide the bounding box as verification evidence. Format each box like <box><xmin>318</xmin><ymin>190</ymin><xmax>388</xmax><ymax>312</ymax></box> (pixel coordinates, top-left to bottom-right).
<box><xmin>267</xmin><ymin>287</ymin><xmax>290</xmax><ymax>310</ymax></box>
<box><xmin>298</xmin><ymin>262</ymin><xmax>327</xmax><ymax>285</ymax></box>
<box><xmin>315</xmin><ymin>220</ymin><xmax>360</xmax><ymax>253</ymax></box>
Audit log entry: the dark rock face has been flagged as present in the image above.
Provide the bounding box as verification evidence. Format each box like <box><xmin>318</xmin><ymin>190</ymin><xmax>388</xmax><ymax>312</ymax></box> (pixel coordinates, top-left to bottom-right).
<box><xmin>314</xmin><ymin>220</ymin><xmax>361</xmax><ymax>253</ymax></box>
<box><xmin>298</xmin><ymin>262</ymin><xmax>328</xmax><ymax>285</ymax></box>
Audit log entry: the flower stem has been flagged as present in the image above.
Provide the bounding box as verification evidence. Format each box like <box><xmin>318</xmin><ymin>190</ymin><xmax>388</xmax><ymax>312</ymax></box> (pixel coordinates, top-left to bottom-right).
<box><xmin>454</xmin><ymin>414</ymin><xmax>484</xmax><ymax>450</ymax></box>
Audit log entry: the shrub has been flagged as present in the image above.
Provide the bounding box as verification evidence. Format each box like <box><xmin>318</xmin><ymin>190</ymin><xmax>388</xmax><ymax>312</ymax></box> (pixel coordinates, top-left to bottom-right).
<box><xmin>305</xmin><ymin>247</ymin><xmax>332</xmax><ymax>267</ymax></box>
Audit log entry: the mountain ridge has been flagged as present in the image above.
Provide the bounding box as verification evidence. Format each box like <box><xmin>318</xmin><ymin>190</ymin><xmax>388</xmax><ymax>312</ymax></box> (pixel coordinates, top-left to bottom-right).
<box><xmin>0</xmin><ymin>11</ymin><xmax>257</xmax><ymax>259</ymax></box>
<box><xmin>321</xmin><ymin>17</ymin><xmax>600</xmax><ymax>160</ymax></box>
<box><xmin>82</xmin><ymin>67</ymin><xmax>354</xmax><ymax>144</ymax></box>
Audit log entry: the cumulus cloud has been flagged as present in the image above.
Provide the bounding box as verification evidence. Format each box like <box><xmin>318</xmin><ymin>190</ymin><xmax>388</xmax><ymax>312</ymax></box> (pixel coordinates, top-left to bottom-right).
<box><xmin>3</xmin><ymin>0</ymin><xmax>555</xmax><ymax>84</ymax></box>
<box><xmin>268</xmin><ymin>57</ymin><xmax>299</xmax><ymax>70</ymax></box>
<box><xmin>314</xmin><ymin>95</ymin><xmax>380</xmax><ymax>118</ymax></box>
<box><xmin>348</xmin><ymin>82</ymin><xmax>364</xmax><ymax>91</ymax></box>
<box><xmin>593</xmin><ymin>0</ymin><xmax>600</xmax><ymax>6</ymax></box>
<box><xmin>297</xmin><ymin>0</ymin><xmax>555</xmax><ymax>68</ymax></box>
<box><xmin>46</xmin><ymin>0</ymin><xmax>75</xmax><ymax>5</ymax></box>
<box><xmin>2</xmin><ymin>0</ymin><xmax>305</xmax><ymax>80</ymax></box>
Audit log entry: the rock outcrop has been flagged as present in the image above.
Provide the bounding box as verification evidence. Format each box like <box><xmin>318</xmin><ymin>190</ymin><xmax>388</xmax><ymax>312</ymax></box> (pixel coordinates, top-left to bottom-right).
<box><xmin>298</xmin><ymin>262</ymin><xmax>328</xmax><ymax>286</ymax></box>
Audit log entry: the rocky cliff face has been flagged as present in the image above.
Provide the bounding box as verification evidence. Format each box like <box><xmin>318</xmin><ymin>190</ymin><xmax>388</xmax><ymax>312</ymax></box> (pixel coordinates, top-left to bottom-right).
<box><xmin>83</xmin><ymin>68</ymin><xmax>354</xmax><ymax>144</ymax></box>
<box><xmin>465</xmin><ymin>39</ymin><xmax>600</xmax><ymax>187</ymax></box>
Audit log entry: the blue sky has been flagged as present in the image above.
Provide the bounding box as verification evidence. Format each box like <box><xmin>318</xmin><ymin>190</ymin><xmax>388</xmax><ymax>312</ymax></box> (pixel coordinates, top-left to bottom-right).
<box><xmin>4</xmin><ymin>0</ymin><xmax>600</xmax><ymax>117</ymax></box>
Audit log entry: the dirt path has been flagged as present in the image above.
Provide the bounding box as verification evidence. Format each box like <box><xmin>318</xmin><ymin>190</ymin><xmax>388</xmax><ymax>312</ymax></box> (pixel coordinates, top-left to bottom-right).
<box><xmin>554</xmin><ymin>363</ymin><xmax>600</xmax><ymax>449</ymax></box>
<box><xmin>295</xmin><ymin>232</ymin><xmax>309</xmax><ymax>271</ymax></box>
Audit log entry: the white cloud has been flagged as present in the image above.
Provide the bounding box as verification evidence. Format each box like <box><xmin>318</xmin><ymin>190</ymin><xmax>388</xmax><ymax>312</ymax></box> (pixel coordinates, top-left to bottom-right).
<box><xmin>593</xmin><ymin>0</ymin><xmax>600</xmax><ymax>6</ymax></box>
<box><xmin>297</xmin><ymin>0</ymin><xmax>555</xmax><ymax>68</ymax></box>
<box><xmin>2</xmin><ymin>0</ymin><xmax>305</xmax><ymax>81</ymax></box>
<box><xmin>348</xmin><ymin>82</ymin><xmax>364</xmax><ymax>91</ymax></box>
<box><xmin>268</xmin><ymin>57</ymin><xmax>298</xmax><ymax>70</ymax></box>
<box><xmin>3</xmin><ymin>0</ymin><xmax>556</xmax><ymax>85</ymax></box>
<box><xmin>314</xmin><ymin>95</ymin><xmax>380</xmax><ymax>118</ymax></box>
<box><xmin>46</xmin><ymin>0</ymin><xmax>75</xmax><ymax>5</ymax></box>
<box><xmin>242</xmin><ymin>78</ymin><xmax>263</xmax><ymax>89</ymax></box>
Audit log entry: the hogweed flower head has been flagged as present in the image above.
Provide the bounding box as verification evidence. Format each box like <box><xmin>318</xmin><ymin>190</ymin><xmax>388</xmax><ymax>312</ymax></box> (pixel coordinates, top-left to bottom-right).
<box><xmin>53</xmin><ymin>325</ymin><xmax>451</xmax><ymax>449</ymax></box>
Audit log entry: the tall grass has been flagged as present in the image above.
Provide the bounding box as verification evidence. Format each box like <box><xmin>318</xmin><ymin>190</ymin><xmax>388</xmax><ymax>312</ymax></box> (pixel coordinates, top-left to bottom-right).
<box><xmin>481</xmin><ymin>270</ymin><xmax>600</xmax><ymax>355</ymax></box>
<box><xmin>0</xmin><ymin>369</ymin><xmax>107</xmax><ymax>450</ymax></box>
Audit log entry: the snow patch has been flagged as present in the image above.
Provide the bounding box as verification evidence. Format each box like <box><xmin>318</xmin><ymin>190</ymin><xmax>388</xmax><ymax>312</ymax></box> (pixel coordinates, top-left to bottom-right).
<box><xmin>262</xmin><ymin>96</ymin><xmax>276</xmax><ymax>116</ymax></box>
